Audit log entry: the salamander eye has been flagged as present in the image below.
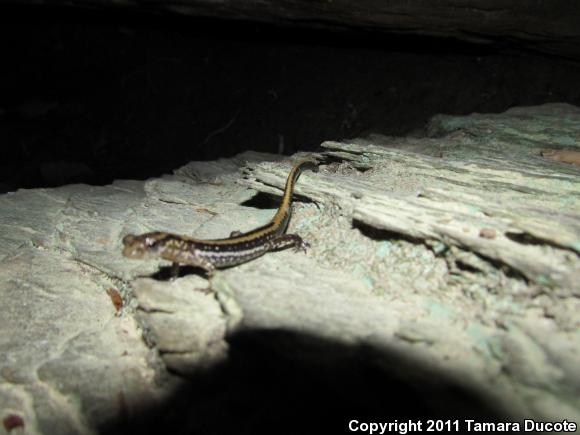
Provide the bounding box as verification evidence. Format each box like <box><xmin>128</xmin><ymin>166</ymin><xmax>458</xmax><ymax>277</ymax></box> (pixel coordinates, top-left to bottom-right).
<box><xmin>144</xmin><ymin>236</ymin><xmax>158</xmax><ymax>247</ymax></box>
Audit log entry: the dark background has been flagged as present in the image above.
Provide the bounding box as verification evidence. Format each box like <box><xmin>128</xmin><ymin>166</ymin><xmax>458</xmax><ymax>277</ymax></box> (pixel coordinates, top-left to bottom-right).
<box><xmin>1</xmin><ymin>5</ymin><xmax>580</xmax><ymax>192</ymax></box>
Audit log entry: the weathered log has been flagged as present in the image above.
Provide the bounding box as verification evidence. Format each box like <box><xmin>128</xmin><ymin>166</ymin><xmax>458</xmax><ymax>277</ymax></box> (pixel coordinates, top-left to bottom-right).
<box><xmin>6</xmin><ymin>0</ymin><xmax>580</xmax><ymax>58</ymax></box>
<box><xmin>244</xmin><ymin>103</ymin><xmax>580</xmax><ymax>294</ymax></box>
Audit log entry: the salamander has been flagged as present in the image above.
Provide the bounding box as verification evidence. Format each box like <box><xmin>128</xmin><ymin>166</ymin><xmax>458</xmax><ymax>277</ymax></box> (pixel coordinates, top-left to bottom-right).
<box><xmin>122</xmin><ymin>158</ymin><xmax>318</xmax><ymax>277</ymax></box>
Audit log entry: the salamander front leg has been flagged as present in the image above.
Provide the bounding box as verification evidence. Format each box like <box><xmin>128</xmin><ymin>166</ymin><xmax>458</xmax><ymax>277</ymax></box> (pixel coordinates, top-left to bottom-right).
<box><xmin>192</xmin><ymin>257</ymin><xmax>216</xmax><ymax>293</ymax></box>
<box><xmin>270</xmin><ymin>234</ymin><xmax>310</xmax><ymax>253</ymax></box>
<box><xmin>200</xmin><ymin>260</ymin><xmax>216</xmax><ymax>277</ymax></box>
<box><xmin>172</xmin><ymin>252</ymin><xmax>216</xmax><ymax>278</ymax></box>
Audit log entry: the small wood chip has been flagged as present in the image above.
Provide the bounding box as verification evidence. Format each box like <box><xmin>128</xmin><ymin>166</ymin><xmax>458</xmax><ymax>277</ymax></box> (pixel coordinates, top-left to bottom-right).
<box><xmin>106</xmin><ymin>288</ymin><xmax>123</xmax><ymax>312</ymax></box>
<box><xmin>3</xmin><ymin>414</ymin><xmax>25</xmax><ymax>432</ymax></box>
<box><xmin>541</xmin><ymin>149</ymin><xmax>580</xmax><ymax>167</ymax></box>
<box><xmin>479</xmin><ymin>228</ymin><xmax>497</xmax><ymax>239</ymax></box>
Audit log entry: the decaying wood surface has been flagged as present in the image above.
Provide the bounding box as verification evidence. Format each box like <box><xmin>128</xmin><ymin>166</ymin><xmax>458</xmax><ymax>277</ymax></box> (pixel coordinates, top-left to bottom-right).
<box><xmin>227</xmin><ymin>104</ymin><xmax>579</xmax><ymax>422</ymax></box>
<box><xmin>2</xmin><ymin>103</ymin><xmax>577</xmax><ymax>429</ymax></box>
<box><xmin>244</xmin><ymin>103</ymin><xmax>580</xmax><ymax>295</ymax></box>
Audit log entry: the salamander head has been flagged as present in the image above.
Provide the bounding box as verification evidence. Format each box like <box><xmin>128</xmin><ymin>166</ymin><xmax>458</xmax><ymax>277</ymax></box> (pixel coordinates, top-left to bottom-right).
<box><xmin>122</xmin><ymin>232</ymin><xmax>168</xmax><ymax>259</ymax></box>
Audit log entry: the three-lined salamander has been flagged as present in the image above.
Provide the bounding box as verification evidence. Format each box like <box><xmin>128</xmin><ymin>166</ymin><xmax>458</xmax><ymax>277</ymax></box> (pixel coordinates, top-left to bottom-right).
<box><xmin>122</xmin><ymin>158</ymin><xmax>318</xmax><ymax>276</ymax></box>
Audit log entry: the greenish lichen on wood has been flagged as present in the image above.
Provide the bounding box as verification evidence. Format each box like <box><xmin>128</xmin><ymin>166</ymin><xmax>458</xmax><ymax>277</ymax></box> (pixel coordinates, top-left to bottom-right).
<box><xmin>245</xmin><ymin>103</ymin><xmax>580</xmax><ymax>295</ymax></box>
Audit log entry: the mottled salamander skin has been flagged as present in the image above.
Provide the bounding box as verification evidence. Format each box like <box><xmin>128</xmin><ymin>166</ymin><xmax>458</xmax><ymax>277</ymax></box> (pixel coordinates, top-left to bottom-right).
<box><xmin>122</xmin><ymin>159</ymin><xmax>318</xmax><ymax>276</ymax></box>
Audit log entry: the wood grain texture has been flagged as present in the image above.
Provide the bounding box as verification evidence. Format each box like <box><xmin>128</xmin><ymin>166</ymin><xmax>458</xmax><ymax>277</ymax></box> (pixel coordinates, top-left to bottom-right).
<box><xmin>244</xmin><ymin>103</ymin><xmax>580</xmax><ymax>294</ymax></box>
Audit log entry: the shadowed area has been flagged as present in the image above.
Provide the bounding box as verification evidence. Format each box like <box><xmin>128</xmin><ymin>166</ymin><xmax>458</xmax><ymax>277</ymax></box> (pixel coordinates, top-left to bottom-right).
<box><xmin>2</xmin><ymin>5</ymin><xmax>580</xmax><ymax>192</ymax></box>
<box><xmin>101</xmin><ymin>329</ymin><xmax>506</xmax><ymax>435</ymax></box>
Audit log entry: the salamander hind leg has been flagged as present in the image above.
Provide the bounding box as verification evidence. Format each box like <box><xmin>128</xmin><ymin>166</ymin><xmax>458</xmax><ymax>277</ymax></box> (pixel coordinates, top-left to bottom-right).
<box><xmin>269</xmin><ymin>234</ymin><xmax>310</xmax><ymax>253</ymax></box>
